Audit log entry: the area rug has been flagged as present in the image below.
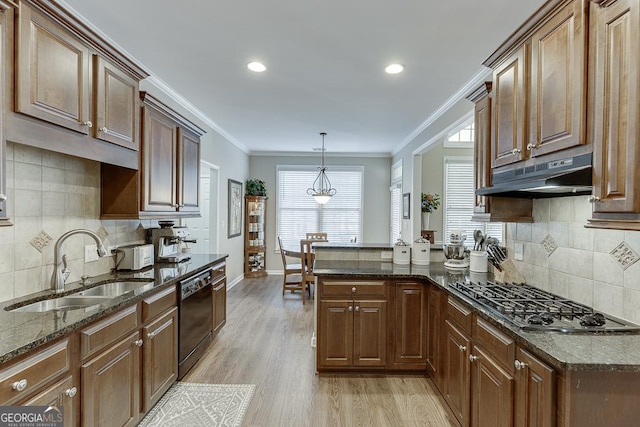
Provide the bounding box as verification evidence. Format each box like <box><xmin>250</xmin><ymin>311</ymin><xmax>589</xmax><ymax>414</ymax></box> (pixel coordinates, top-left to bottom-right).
<box><xmin>138</xmin><ymin>382</ymin><xmax>255</xmax><ymax>427</ymax></box>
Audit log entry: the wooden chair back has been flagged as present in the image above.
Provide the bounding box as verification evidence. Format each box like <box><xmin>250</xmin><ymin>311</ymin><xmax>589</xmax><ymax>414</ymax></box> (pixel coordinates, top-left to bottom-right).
<box><xmin>306</xmin><ymin>232</ymin><xmax>327</xmax><ymax>240</ymax></box>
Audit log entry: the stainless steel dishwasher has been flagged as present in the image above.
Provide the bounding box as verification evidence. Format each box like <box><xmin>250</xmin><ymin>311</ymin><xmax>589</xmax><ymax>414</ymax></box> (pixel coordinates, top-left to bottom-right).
<box><xmin>177</xmin><ymin>268</ymin><xmax>213</xmax><ymax>379</ymax></box>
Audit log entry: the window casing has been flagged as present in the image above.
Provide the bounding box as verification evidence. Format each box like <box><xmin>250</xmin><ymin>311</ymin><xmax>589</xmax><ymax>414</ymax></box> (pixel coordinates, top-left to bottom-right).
<box><xmin>277</xmin><ymin>166</ymin><xmax>363</xmax><ymax>250</ymax></box>
<box><xmin>390</xmin><ymin>160</ymin><xmax>403</xmax><ymax>244</ymax></box>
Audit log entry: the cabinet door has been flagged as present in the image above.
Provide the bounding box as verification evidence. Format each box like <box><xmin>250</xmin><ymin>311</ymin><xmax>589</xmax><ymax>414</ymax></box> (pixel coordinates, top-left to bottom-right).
<box><xmin>491</xmin><ymin>45</ymin><xmax>527</xmax><ymax>168</ymax></box>
<box><xmin>212</xmin><ymin>278</ymin><xmax>227</xmax><ymax>336</ymax></box>
<box><xmin>354</xmin><ymin>300</ymin><xmax>386</xmax><ymax>367</ymax></box>
<box><xmin>141</xmin><ymin>105</ymin><xmax>177</xmax><ymax>212</ymax></box>
<box><xmin>444</xmin><ymin>320</ymin><xmax>471</xmax><ymax>427</ymax></box>
<box><xmin>94</xmin><ymin>55</ymin><xmax>139</xmax><ymax>150</ymax></box>
<box><xmin>20</xmin><ymin>375</ymin><xmax>77</xmax><ymax>427</ymax></box>
<box><xmin>177</xmin><ymin>127</ymin><xmax>200</xmax><ymax>213</ymax></box>
<box><xmin>529</xmin><ymin>0</ymin><xmax>587</xmax><ymax>156</ymax></box>
<box><xmin>590</xmin><ymin>0</ymin><xmax>640</xmax><ymax>214</ymax></box>
<box><xmin>426</xmin><ymin>286</ymin><xmax>443</xmax><ymax>384</ymax></box>
<box><xmin>471</xmin><ymin>346</ymin><xmax>515</xmax><ymax>427</ymax></box>
<box><xmin>16</xmin><ymin>4</ymin><xmax>91</xmax><ymax>134</ymax></box>
<box><xmin>515</xmin><ymin>348</ymin><xmax>555</xmax><ymax>427</ymax></box>
<box><xmin>394</xmin><ymin>283</ymin><xmax>426</xmax><ymax>366</ymax></box>
<box><xmin>474</xmin><ymin>89</ymin><xmax>492</xmax><ymax>212</ymax></box>
<box><xmin>142</xmin><ymin>307</ymin><xmax>178</xmax><ymax>413</ymax></box>
<box><xmin>318</xmin><ymin>300</ymin><xmax>353</xmax><ymax>367</ymax></box>
<box><xmin>81</xmin><ymin>331</ymin><xmax>141</xmax><ymax>427</ymax></box>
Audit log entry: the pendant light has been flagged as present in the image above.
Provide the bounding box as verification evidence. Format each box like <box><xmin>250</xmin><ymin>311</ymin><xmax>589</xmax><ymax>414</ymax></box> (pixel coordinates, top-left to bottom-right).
<box><xmin>307</xmin><ymin>132</ymin><xmax>337</xmax><ymax>204</ymax></box>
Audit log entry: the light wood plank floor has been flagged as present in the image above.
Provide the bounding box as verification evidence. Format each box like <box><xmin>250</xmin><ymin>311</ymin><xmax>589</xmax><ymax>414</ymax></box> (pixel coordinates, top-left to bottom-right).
<box><xmin>184</xmin><ymin>274</ymin><xmax>456</xmax><ymax>427</ymax></box>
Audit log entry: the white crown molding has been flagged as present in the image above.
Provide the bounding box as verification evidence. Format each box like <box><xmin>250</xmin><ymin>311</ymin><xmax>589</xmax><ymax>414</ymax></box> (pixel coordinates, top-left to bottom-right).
<box><xmin>393</xmin><ymin>67</ymin><xmax>492</xmax><ymax>157</ymax></box>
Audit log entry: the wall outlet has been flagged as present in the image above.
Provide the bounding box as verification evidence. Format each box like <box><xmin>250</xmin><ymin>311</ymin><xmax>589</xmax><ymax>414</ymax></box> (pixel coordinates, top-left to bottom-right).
<box><xmin>107</xmin><ymin>245</ymin><xmax>118</xmax><ymax>255</ymax></box>
<box><xmin>85</xmin><ymin>244</ymin><xmax>99</xmax><ymax>263</ymax></box>
<box><xmin>381</xmin><ymin>251</ymin><xmax>393</xmax><ymax>260</ymax></box>
<box><xmin>514</xmin><ymin>243</ymin><xmax>524</xmax><ymax>261</ymax></box>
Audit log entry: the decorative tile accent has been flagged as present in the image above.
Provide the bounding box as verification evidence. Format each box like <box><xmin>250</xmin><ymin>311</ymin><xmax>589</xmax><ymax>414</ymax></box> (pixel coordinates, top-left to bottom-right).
<box><xmin>95</xmin><ymin>226</ymin><xmax>109</xmax><ymax>241</ymax></box>
<box><xmin>610</xmin><ymin>242</ymin><xmax>639</xmax><ymax>270</ymax></box>
<box><xmin>30</xmin><ymin>230</ymin><xmax>52</xmax><ymax>253</ymax></box>
<box><xmin>541</xmin><ymin>234</ymin><xmax>558</xmax><ymax>256</ymax></box>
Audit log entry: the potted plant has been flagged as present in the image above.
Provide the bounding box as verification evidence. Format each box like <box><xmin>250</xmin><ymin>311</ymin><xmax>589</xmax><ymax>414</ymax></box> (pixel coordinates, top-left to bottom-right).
<box><xmin>246</xmin><ymin>179</ymin><xmax>267</xmax><ymax>196</ymax></box>
<box><xmin>420</xmin><ymin>192</ymin><xmax>440</xmax><ymax>229</ymax></box>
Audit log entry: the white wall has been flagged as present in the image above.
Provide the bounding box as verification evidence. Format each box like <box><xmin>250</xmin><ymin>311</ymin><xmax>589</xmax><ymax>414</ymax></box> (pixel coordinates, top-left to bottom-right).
<box><xmin>249</xmin><ymin>154</ymin><xmax>391</xmax><ymax>271</ymax></box>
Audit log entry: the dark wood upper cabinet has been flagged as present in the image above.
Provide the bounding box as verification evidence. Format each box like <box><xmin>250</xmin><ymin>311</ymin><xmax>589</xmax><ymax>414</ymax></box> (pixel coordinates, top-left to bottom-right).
<box><xmin>94</xmin><ymin>55</ymin><xmax>140</xmax><ymax>150</ymax></box>
<box><xmin>178</xmin><ymin>127</ymin><xmax>201</xmax><ymax>213</ymax></box>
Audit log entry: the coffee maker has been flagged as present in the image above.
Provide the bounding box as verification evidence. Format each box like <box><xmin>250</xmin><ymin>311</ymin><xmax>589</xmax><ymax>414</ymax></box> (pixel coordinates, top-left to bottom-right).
<box><xmin>147</xmin><ymin>221</ymin><xmax>195</xmax><ymax>263</ymax></box>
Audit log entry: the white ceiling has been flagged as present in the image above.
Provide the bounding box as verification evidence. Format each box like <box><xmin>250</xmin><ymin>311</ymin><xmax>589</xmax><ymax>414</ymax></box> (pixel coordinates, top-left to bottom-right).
<box><xmin>61</xmin><ymin>0</ymin><xmax>544</xmax><ymax>155</ymax></box>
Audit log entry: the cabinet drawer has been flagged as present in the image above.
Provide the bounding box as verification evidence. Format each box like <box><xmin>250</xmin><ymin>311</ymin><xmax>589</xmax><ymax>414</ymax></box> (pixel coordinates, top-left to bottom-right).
<box><xmin>0</xmin><ymin>339</ymin><xmax>70</xmax><ymax>405</ymax></box>
<box><xmin>447</xmin><ymin>297</ymin><xmax>473</xmax><ymax>333</ymax></box>
<box><xmin>142</xmin><ymin>286</ymin><xmax>177</xmax><ymax>323</ymax></box>
<box><xmin>211</xmin><ymin>262</ymin><xmax>226</xmax><ymax>281</ymax></box>
<box><xmin>321</xmin><ymin>280</ymin><xmax>387</xmax><ymax>298</ymax></box>
<box><xmin>474</xmin><ymin>317</ymin><xmax>515</xmax><ymax>370</ymax></box>
<box><xmin>80</xmin><ymin>305</ymin><xmax>138</xmax><ymax>361</ymax></box>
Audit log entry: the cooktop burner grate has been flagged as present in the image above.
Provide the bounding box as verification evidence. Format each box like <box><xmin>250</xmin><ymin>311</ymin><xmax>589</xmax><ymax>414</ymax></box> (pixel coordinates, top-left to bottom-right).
<box><xmin>451</xmin><ymin>281</ymin><xmax>640</xmax><ymax>333</ymax></box>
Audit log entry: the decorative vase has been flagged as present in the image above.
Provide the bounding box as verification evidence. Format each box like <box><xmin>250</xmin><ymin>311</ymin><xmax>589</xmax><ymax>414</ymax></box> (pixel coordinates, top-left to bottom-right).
<box><xmin>421</xmin><ymin>212</ymin><xmax>430</xmax><ymax>230</ymax></box>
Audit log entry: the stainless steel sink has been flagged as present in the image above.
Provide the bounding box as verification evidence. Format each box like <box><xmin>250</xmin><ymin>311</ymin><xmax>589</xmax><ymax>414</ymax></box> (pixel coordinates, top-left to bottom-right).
<box><xmin>8</xmin><ymin>296</ymin><xmax>114</xmax><ymax>313</ymax></box>
<box><xmin>72</xmin><ymin>281</ymin><xmax>155</xmax><ymax>298</ymax></box>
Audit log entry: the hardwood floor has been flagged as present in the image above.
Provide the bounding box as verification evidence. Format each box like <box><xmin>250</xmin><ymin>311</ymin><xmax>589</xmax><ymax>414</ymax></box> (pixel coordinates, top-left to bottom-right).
<box><xmin>184</xmin><ymin>275</ymin><xmax>455</xmax><ymax>426</ymax></box>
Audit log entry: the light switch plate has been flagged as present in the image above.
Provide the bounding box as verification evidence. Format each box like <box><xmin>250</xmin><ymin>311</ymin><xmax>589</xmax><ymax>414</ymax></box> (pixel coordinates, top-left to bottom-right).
<box><xmin>381</xmin><ymin>251</ymin><xmax>392</xmax><ymax>259</ymax></box>
<box><xmin>514</xmin><ymin>243</ymin><xmax>524</xmax><ymax>261</ymax></box>
<box><xmin>85</xmin><ymin>244</ymin><xmax>99</xmax><ymax>263</ymax></box>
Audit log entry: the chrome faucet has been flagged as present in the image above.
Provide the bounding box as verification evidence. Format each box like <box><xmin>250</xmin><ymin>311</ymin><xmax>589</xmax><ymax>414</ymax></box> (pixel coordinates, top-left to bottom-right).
<box><xmin>51</xmin><ymin>229</ymin><xmax>108</xmax><ymax>293</ymax></box>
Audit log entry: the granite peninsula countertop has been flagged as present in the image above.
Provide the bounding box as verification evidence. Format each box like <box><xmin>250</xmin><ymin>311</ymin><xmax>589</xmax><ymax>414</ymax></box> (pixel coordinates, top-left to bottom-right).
<box><xmin>0</xmin><ymin>254</ymin><xmax>228</xmax><ymax>365</ymax></box>
<box><xmin>314</xmin><ymin>259</ymin><xmax>640</xmax><ymax>373</ymax></box>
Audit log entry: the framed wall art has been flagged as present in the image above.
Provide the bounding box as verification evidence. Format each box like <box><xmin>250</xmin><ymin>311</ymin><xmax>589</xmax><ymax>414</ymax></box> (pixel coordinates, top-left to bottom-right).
<box><xmin>228</xmin><ymin>179</ymin><xmax>243</xmax><ymax>238</ymax></box>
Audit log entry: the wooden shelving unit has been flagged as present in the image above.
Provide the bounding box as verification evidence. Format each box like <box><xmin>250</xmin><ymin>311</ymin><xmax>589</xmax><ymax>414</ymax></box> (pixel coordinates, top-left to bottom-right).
<box><xmin>244</xmin><ymin>195</ymin><xmax>268</xmax><ymax>277</ymax></box>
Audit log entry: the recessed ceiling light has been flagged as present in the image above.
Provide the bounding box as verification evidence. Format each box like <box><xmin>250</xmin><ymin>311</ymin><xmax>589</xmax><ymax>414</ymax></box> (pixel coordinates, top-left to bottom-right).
<box><xmin>385</xmin><ymin>63</ymin><xmax>404</xmax><ymax>74</ymax></box>
<box><xmin>247</xmin><ymin>61</ymin><xmax>267</xmax><ymax>72</ymax></box>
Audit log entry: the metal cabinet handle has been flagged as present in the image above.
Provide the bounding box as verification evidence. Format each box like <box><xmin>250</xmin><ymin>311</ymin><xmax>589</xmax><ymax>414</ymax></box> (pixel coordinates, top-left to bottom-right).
<box><xmin>458</xmin><ymin>345</ymin><xmax>467</xmax><ymax>352</ymax></box>
<box><xmin>147</xmin><ymin>332</ymin><xmax>156</xmax><ymax>339</ymax></box>
<box><xmin>526</xmin><ymin>142</ymin><xmax>541</xmax><ymax>150</ymax></box>
<box><xmin>83</xmin><ymin>120</ymin><xmax>93</xmax><ymax>128</ymax></box>
<box><xmin>355</xmin><ymin>306</ymin><xmax>360</xmax><ymax>312</ymax></box>
<box><xmin>469</xmin><ymin>354</ymin><xmax>479</xmax><ymax>362</ymax></box>
<box><xmin>64</xmin><ymin>387</ymin><xmax>78</xmax><ymax>398</ymax></box>
<box><xmin>100</xmin><ymin>127</ymin><xmax>108</xmax><ymax>133</ymax></box>
<box><xmin>511</xmin><ymin>148</ymin><xmax>521</xmax><ymax>155</ymax></box>
<box><xmin>134</xmin><ymin>339</ymin><xmax>143</xmax><ymax>347</ymax></box>
<box><xmin>11</xmin><ymin>379</ymin><xmax>27</xmax><ymax>391</ymax></box>
<box><xmin>588</xmin><ymin>196</ymin><xmax>600</xmax><ymax>203</ymax></box>
<box><xmin>351</xmin><ymin>287</ymin><xmax>357</xmax><ymax>293</ymax></box>
<box><xmin>514</xmin><ymin>360</ymin><xmax>527</xmax><ymax>370</ymax></box>
<box><xmin>348</xmin><ymin>306</ymin><xmax>353</xmax><ymax>312</ymax></box>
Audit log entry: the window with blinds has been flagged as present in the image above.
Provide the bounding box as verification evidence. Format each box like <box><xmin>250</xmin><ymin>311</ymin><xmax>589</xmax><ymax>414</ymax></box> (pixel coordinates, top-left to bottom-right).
<box><xmin>277</xmin><ymin>166</ymin><xmax>363</xmax><ymax>250</ymax></box>
<box><xmin>390</xmin><ymin>160</ymin><xmax>403</xmax><ymax>244</ymax></box>
<box><xmin>444</xmin><ymin>157</ymin><xmax>503</xmax><ymax>248</ymax></box>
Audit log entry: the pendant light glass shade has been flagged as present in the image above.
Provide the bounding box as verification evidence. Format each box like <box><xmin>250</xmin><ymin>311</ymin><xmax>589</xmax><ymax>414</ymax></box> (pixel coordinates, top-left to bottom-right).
<box><xmin>307</xmin><ymin>132</ymin><xmax>337</xmax><ymax>204</ymax></box>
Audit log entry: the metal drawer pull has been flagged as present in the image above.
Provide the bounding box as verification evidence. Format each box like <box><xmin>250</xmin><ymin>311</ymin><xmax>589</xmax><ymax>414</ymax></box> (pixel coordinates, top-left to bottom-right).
<box><xmin>514</xmin><ymin>360</ymin><xmax>527</xmax><ymax>370</ymax></box>
<box><xmin>458</xmin><ymin>345</ymin><xmax>466</xmax><ymax>352</ymax></box>
<box><xmin>83</xmin><ymin>120</ymin><xmax>93</xmax><ymax>128</ymax></box>
<box><xmin>588</xmin><ymin>196</ymin><xmax>600</xmax><ymax>203</ymax></box>
<box><xmin>355</xmin><ymin>306</ymin><xmax>360</xmax><ymax>312</ymax></box>
<box><xmin>147</xmin><ymin>332</ymin><xmax>156</xmax><ymax>339</ymax></box>
<box><xmin>134</xmin><ymin>339</ymin><xmax>143</xmax><ymax>347</ymax></box>
<box><xmin>100</xmin><ymin>127</ymin><xmax>108</xmax><ymax>133</ymax></box>
<box><xmin>64</xmin><ymin>387</ymin><xmax>78</xmax><ymax>398</ymax></box>
<box><xmin>469</xmin><ymin>354</ymin><xmax>479</xmax><ymax>362</ymax></box>
<box><xmin>348</xmin><ymin>306</ymin><xmax>353</xmax><ymax>311</ymax></box>
<box><xmin>12</xmin><ymin>379</ymin><xmax>27</xmax><ymax>391</ymax></box>
<box><xmin>511</xmin><ymin>148</ymin><xmax>521</xmax><ymax>155</ymax></box>
<box><xmin>351</xmin><ymin>287</ymin><xmax>357</xmax><ymax>293</ymax></box>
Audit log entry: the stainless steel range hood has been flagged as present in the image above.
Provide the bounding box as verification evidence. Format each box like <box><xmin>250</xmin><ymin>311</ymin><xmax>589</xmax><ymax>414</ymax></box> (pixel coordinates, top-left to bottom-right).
<box><xmin>476</xmin><ymin>153</ymin><xmax>593</xmax><ymax>198</ymax></box>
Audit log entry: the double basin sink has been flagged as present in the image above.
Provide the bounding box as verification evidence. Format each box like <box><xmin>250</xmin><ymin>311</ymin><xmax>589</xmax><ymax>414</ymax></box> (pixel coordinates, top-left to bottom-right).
<box><xmin>7</xmin><ymin>280</ymin><xmax>156</xmax><ymax>313</ymax></box>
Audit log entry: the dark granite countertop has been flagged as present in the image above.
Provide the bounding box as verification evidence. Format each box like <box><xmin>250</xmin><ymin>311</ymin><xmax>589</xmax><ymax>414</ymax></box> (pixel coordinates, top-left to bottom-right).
<box><xmin>0</xmin><ymin>254</ymin><xmax>228</xmax><ymax>365</ymax></box>
<box><xmin>314</xmin><ymin>259</ymin><xmax>640</xmax><ymax>373</ymax></box>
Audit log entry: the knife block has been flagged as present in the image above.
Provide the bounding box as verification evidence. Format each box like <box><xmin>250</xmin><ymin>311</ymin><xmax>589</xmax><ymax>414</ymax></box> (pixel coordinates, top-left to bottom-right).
<box><xmin>494</xmin><ymin>258</ymin><xmax>526</xmax><ymax>284</ymax></box>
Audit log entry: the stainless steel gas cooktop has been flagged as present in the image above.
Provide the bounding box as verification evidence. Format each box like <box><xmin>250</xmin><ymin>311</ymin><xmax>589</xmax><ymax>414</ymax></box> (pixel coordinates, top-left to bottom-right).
<box><xmin>451</xmin><ymin>281</ymin><xmax>640</xmax><ymax>333</ymax></box>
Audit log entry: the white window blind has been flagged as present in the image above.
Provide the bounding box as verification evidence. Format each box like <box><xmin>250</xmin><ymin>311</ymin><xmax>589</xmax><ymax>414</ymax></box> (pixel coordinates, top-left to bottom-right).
<box><xmin>390</xmin><ymin>160</ymin><xmax>403</xmax><ymax>244</ymax></box>
<box><xmin>277</xmin><ymin>166</ymin><xmax>363</xmax><ymax>250</ymax></box>
<box><xmin>444</xmin><ymin>158</ymin><xmax>504</xmax><ymax>248</ymax></box>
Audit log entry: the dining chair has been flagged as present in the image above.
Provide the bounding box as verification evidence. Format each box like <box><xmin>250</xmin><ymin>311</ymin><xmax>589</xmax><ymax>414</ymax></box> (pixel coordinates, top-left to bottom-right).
<box><xmin>277</xmin><ymin>236</ymin><xmax>303</xmax><ymax>297</ymax></box>
<box><xmin>299</xmin><ymin>239</ymin><xmax>319</xmax><ymax>305</ymax></box>
<box><xmin>306</xmin><ymin>232</ymin><xmax>327</xmax><ymax>240</ymax></box>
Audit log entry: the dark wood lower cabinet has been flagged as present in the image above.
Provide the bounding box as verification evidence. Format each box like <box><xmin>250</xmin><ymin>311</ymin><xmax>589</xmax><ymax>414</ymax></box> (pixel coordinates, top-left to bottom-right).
<box><xmin>354</xmin><ymin>300</ymin><xmax>386</xmax><ymax>367</ymax></box>
<box><xmin>394</xmin><ymin>282</ymin><xmax>427</xmax><ymax>368</ymax></box>
<box><xmin>212</xmin><ymin>278</ymin><xmax>227</xmax><ymax>337</ymax></box>
<box><xmin>471</xmin><ymin>346</ymin><xmax>515</xmax><ymax>427</ymax></box>
<box><xmin>21</xmin><ymin>375</ymin><xmax>78</xmax><ymax>427</ymax></box>
<box><xmin>81</xmin><ymin>331</ymin><xmax>141</xmax><ymax>427</ymax></box>
<box><xmin>426</xmin><ymin>286</ymin><xmax>445</xmax><ymax>386</ymax></box>
<box><xmin>515</xmin><ymin>347</ymin><xmax>555</xmax><ymax>427</ymax></box>
<box><xmin>443</xmin><ymin>320</ymin><xmax>472</xmax><ymax>426</ymax></box>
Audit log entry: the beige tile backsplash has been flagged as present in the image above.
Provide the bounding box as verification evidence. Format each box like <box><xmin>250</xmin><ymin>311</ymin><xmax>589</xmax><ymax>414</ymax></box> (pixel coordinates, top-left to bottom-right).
<box><xmin>508</xmin><ymin>196</ymin><xmax>640</xmax><ymax>323</ymax></box>
<box><xmin>0</xmin><ymin>143</ymin><xmax>155</xmax><ymax>302</ymax></box>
